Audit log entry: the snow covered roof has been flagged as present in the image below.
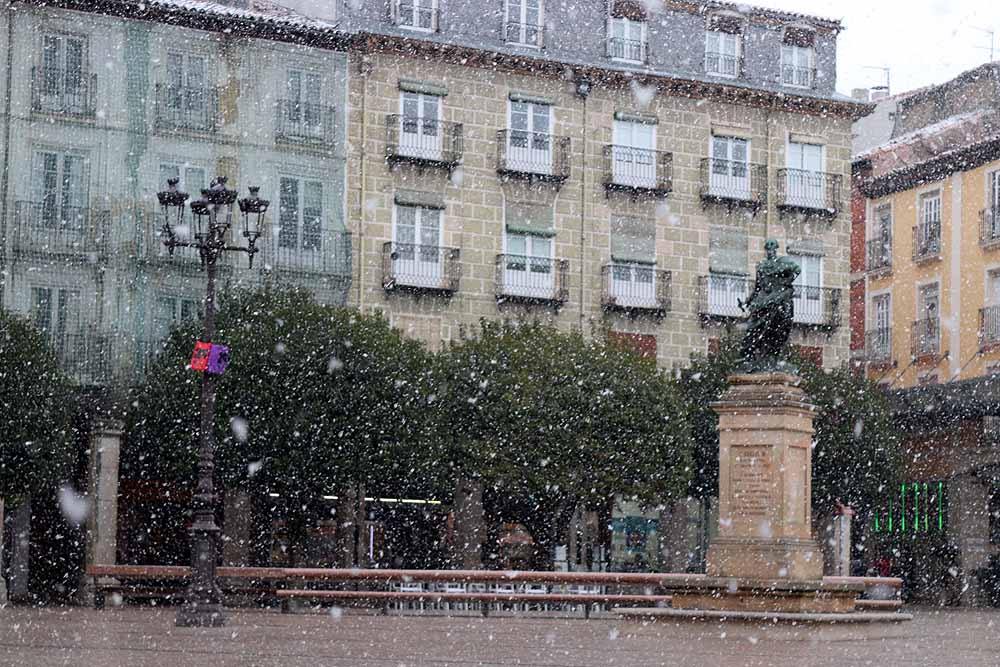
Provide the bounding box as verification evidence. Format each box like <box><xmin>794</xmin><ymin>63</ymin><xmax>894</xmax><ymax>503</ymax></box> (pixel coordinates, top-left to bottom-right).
<box><xmin>132</xmin><ymin>0</ymin><xmax>340</xmax><ymax>30</ymax></box>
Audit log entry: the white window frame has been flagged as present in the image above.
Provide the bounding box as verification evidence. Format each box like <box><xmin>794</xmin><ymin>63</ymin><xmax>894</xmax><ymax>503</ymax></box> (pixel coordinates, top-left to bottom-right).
<box><xmin>276</xmin><ymin>175</ymin><xmax>325</xmax><ymax>256</ymax></box>
<box><xmin>611</xmin><ymin>119</ymin><xmax>657</xmax><ymax>188</ymax></box>
<box><xmin>506</xmin><ymin>99</ymin><xmax>553</xmax><ymax>175</ymax></box>
<box><xmin>705</xmin><ymin>29</ymin><xmax>741</xmax><ymax>78</ymax></box>
<box><xmin>38</xmin><ymin>32</ymin><xmax>89</xmax><ymax>112</ymax></box>
<box><xmin>608</xmin><ymin>16</ymin><xmax>647</xmax><ymax>63</ymax></box>
<box><xmin>789</xmin><ymin>252</ymin><xmax>823</xmax><ymax>325</ymax></box>
<box><xmin>392</xmin><ymin>203</ymin><xmax>444</xmax><ymax>288</ymax></box>
<box><xmin>503</xmin><ymin>221</ymin><xmax>555</xmax><ymax>298</ymax></box>
<box><xmin>396</xmin><ymin>0</ymin><xmax>438</xmax><ymax>32</ymax></box>
<box><xmin>784</xmin><ymin>139</ymin><xmax>825</xmax><ymax>208</ymax></box>
<box><xmin>504</xmin><ymin>0</ymin><xmax>543</xmax><ymax>47</ymax></box>
<box><xmin>708</xmin><ymin>134</ymin><xmax>750</xmax><ymax>199</ymax></box>
<box><xmin>780</xmin><ymin>44</ymin><xmax>815</xmax><ymax>88</ymax></box>
<box><xmin>869</xmin><ymin>290</ymin><xmax>892</xmax><ymax>361</ymax></box>
<box><xmin>31</xmin><ymin>148</ymin><xmax>89</xmax><ymax>229</ymax></box>
<box><xmin>398</xmin><ymin>90</ymin><xmax>444</xmax><ymax>161</ymax></box>
<box><xmin>986</xmin><ymin>170</ymin><xmax>1000</xmax><ymax>240</ymax></box>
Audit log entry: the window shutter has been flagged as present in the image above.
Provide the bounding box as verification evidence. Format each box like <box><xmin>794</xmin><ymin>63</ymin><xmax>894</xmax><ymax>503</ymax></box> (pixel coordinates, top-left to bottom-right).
<box><xmin>783</xmin><ymin>26</ymin><xmax>816</xmax><ymax>48</ymax></box>
<box><xmin>610</xmin><ymin>215</ymin><xmax>655</xmax><ymax>264</ymax></box>
<box><xmin>506</xmin><ymin>201</ymin><xmax>555</xmax><ymax>237</ymax></box>
<box><xmin>709</xmin><ymin>226</ymin><xmax>748</xmax><ymax>275</ymax></box>
<box><xmin>611</xmin><ymin>0</ymin><xmax>647</xmax><ymax>21</ymax></box>
<box><xmin>708</xmin><ymin>14</ymin><xmax>743</xmax><ymax>35</ymax></box>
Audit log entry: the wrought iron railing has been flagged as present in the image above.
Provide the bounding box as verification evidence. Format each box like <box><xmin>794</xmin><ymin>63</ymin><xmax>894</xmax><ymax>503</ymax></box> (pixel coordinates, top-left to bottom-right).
<box><xmin>607</xmin><ymin>37</ymin><xmax>647</xmax><ymax>62</ymax></box>
<box><xmin>981</xmin><ymin>306</ymin><xmax>1000</xmax><ymax>350</ymax></box>
<box><xmin>126</xmin><ymin>208</ymin><xmax>233</xmax><ymax>269</ymax></box>
<box><xmin>980</xmin><ymin>208</ymin><xmax>1000</xmax><ymax>248</ymax></box>
<box><xmin>386</xmin><ymin>115</ymin><xmax>463</xmax><ymax>167</ymax></box>
<box><xmin>30</xmin><ymin>67</ymin><xmax>97</xmax><ymax>118</ymax></box>
<box><xmin>705</xmin><ymin>52</ymin><xmax>743</xmax><ymax>78</ymax></box>
<box><xmin>495</xmin><ymin>254</ymin><xmax>569</xmax><ymax>304</ymax></box>
<box><xmin>912</xmin><ymin>224</ymin><xmax>941</xmax><ymax>262</ymax></box>
<box><xmin>496</xmin><ymin>130</ymin><xmax>570</xmax><ymax>183</ymax></box>
<box><xmin>865</xmin><ymin>327</ymin><xmax>892</xmax><ymax>364</ymax></box>
<box><xmin>697</xmin><ymin>274</ymin><xmax>752</xmax><ymax>320</ymax></box>
<box><xmin>154</xmin><ymin>84</ymin><xmax>220</xmax><ymax>133</ymax></box>
<box><xmin>699</xmin><ymin>159</ymin><xmax>767</xmax><ymax>209</ymax></box>
<box><xmin>866</xmin><ymin>236</ymin><xmax>893</xmax><ymax>273</ymax></box>
<box><xmin>791</xmin><ymin>285</ymin><xmax>840</xmax><ymax>328</ymax></box>
<box><xmin>776</xmin><ymin>169</ymin><xmax>841</xmax><ymax>215</ymax></box>
<box><xmin>504</xmin><ymin>21</ymin><xmax>544</xmax><ymax>47</ymax></box>
<box><xmin>51</xmin><ymin>327</ymin><xmax>112</xmax><ymax>386</ymax></box>
<box><xmin>601</xmin><ymin>264</ymin><xmax>670</xmax><ymax>313</ymax></box>
<box><xmin>382</xmin><ymin>242</ymin><xmax>460</xmax><ymax>293</ymax></box>
<box><xmin>262</xmin><ymin>225</ymin><xmax>352</xmax><ymax>278</ymax></box>
<box><xmin>275</xmin><ymin>100</ymin><xmax>335</xmax><ymax>144</ymax></box>
<box><xmin>602</xmin><ymin>146</ymin><xmax>672</xmax><ymax>196</ymax></box>
<box><xmin>395</xmin><ymin>2</ymin><xmax>439</xmax><ymax>31</ymax></box>
<box><xmin>781</xmin><ymin>65</ymin><xmax>816</xmax><ymax>88</ymax></box>
<box><xmin>10</xmin><ymin>201</ymin><xmax>110</xmax><ymax>261</ymax></box>
<box><xmin>911</xmin><ymin>318</ymin><xmax>940</xmax><ymax>358</ymax></box>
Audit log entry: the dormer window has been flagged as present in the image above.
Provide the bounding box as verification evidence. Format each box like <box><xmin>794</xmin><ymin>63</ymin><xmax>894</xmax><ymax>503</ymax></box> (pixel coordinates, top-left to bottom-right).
<box><xmin>781</xmin><ymin>26</ymin><xmax>816</xmax><ymax>88</ymax></box>
<box><xmin>394</xmin><ymin>0</ymin><xmax>438</xmax><ymax>32</ymax></box>
<box><xmin>705</xmin><ymin>14</ymin><xmax>743</xmax><ymax>78</ymax></box>
<box><xmin>608</xmin><ymin>1</ymin><xmax>647</xmax><ymax>63</ymax></box>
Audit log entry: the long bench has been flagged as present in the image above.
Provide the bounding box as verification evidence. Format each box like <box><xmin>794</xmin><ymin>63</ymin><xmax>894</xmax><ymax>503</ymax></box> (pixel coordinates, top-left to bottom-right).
<box><xmin>85</xmin><ymin>565</ymin><xmax>286</xmax><ymax>609</ymax></box>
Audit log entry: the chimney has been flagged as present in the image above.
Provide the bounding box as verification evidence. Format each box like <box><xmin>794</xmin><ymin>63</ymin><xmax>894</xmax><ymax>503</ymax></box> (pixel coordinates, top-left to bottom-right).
<box><xmin>851</xmin><ymin>88</ymin><xmax>870</xmax><ymax>102</ymax></box>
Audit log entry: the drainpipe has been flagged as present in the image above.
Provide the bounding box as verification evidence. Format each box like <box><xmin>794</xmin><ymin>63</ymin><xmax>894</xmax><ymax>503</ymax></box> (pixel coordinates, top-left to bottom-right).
<box><xmin>356</xmin><ymin>54</ymin><xmax>370</xmax><ymax>311</ymax></box>
<box><xmin>576</xmin><ymin>77</ymin><xmax>591</xmax><ymax>333</ymax></box>
<box><xmin>0</xmin><ymin>4</ymin><xmax>15</xmax><ymax>307</ymax></box>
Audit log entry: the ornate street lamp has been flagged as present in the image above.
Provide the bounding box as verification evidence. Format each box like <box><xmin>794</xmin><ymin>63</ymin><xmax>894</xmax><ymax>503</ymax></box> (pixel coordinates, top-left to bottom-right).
<box><xmin>156</xmin><ymin>176</ymin><xmax>268</xmax><ymax>628</ymax></box>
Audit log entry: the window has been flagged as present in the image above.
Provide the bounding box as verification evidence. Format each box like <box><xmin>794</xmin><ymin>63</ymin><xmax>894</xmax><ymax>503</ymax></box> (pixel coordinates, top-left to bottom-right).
<box><xmin>158</xmin><ymin>163</ymin><xmax>206</xmax><ymax>197</ymax></box>
<box><xmin>395</xmin><ymin>0</ymin><xmax>437</xmax><ymax>31</ymax></box>
<box><xmin>915</xmin><ymin>283</ymin><xmax>940</xmax><ymax>356</ymax></box>
<box><xmin>987</xmin><ymin>171</ymin><xmax>1000</xmax><ymax>241</ymax></box>
<box><xmin>705</xmin><ymin>29</ymin><xmax>740</xmax><ymax>77</ymax></box>
<box><xmin>166</xmin><ymin>52</ymin><xmax>206</xmax><ymax>105</ymax></box>
<box><xmin>918</xmin><ymin>283</ymin><xmax>939</xmax><ymax>320</ymax></box>
<box><xmin>505</xmin><ymin>0</ymin><xmax>543</xmax><ymax>47</ymax></box>
<box><xmin>31</xmin><ymin>286</ymin><xmax>81</xmax><ymax>354</ymax></box>
<box><xmin>785</xmin><ymin>141</ymin><xmax>824</xmax><ymax>208</ymax></box>
<box><xmin>707</xmin><ymin>226</ymin><xmax>749</xmax><ymax>316</ymax></box>
<box><xmin>789</xmin><ymin>253</ymin><xmax>823</xmax><ymax>324</ymax></box>
<box><xmin>278</xmin><ymin>177</ymin><xmax>323</xmax><ymax>253</ymax></box>
<box><xmin>31</xmin><ymin>150</ymin><xmax>88</xmax><ymax>229</ymax></box>
<box><xmin>609</xmin><ymin>16</ymin><xmax>646</xmax><ymax>62</ymax></box>
<box><xmin>870</xmin><ymin>294</ymin><xmax>891</xmax><ymax>359</ymax></box>
<box><xmin>398</xmin><ymin>91</ymin><xmax>443</xmax><ymax>160</ymax></box>
<box><xmin>392</xmin><ymin>204</ymin><xmax>442</xmax><ymax>287</ymax></box>
<box><xmin>38</xmin><ymin>33</ymin><xmax>88</xmax><ymax>113</ymax></box>
<box><xmin>917</xmin><ymin>191</ymin><xmax>942</xmax><ymax>257</ymax></box>
<box><xmin>708</xmin><ymin>135</ymin><xmax>750</xmax><ymax>199</ymax></box>
<box><xmin>610</xmin><ymin>215</ymin><xmax>656</xmax><ymax>308</ymax></box>
<box><xmin>503</xmin><ymin>201</ymin><xmax>555</xmax><ymax>298</ymax></box>
<box><xmin>988</xmin><ymin>270</ymin><xmax>1000</xmax><ymax>306</ymax></box>
<box><xmin>611</xmin><ymin>118</ymin><xmax>656</xmax><ymax>188</ymax></box>
<box><xmin>781</xmin><ymin>45</ymin><xmax>814</xmax><ymax>88</ymax></box>
<box><xmin>506</xmin><ymin>99</ymin><xmax>552</xmax><ymax>174</ymax></box>
<box><xmin>284</xmin><ymin>68</ymin><xmax>323</xmax><ymax>133</ymax></box>
<box><xmin>153</xmin><ymin>295</ymin><xmax>199</xmax><ymax>343</ymax></box>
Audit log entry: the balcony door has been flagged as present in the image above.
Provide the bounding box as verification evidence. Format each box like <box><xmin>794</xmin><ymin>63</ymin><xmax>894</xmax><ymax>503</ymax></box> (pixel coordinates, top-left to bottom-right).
<box><xmin>286</xmin><ymin>68</ymin><xmax>322</xmax><ymax>133</ymax></box>
<box><xmin>278</xmin><ymin>177</ymin><xmax>323</xmax><ymax>268</ymax></box>
<box><xmin>31</xmin><ymin>286</ymin><xmax>82</xmax><ymax>363</ymax></box>
<box><xmin>786</xmin><ymin>141</ymin><xmax>824</xmax><ymax>207</ymax></box>
<box><xmin>612</xmin><ymin>119</ymin><xmax>656</xmax><ymax>188</ymax></box>
<box><xmin>989</xmin><ymin>171</ymin><xmax>1000</xmax><ymax>238</ymax></box>
<box><xmin>872</xmin><ymin>294</ymin><xmax>891</xmax><ymax>358</ymax></box>
<box><xmin>153</xmin><ymin>295</ymin><xmax>199</xmax><ymax>345</ymax></box>
<box><xmin>399</xmin><ymin>91</ymin><xmax>442</xmax><ymax>160</ymax></box>
<box><xmin>40</xmin><ymin>34</ymin><xmax>86</xmax><ymax>112</ymax></box>
<box><xmin>609</xmin><ymin>17</ymin><xmax>646</xmax><ymax>62</ymax></box>
<box><xmin>790</xmin><ymin>253</ymin><xmax>823</xmax><ymax>324</ymax></box>
<box><xmin>32</xmin><ymin>150</ymin><xmax>88</xmax><ymax>230</ymax></box>
<box><xmin>709</xmin><ymin>135</ymin><xmax>749</xmax><ymax>199</ymax></box>
<box><xmin>166</xmin><ymin>52</ymin><xmax>207</xmax><ymax>117</ymax></box>
<box><xmin>508</xmin><ymin>100</ymin><xmax>551</xmax><ymax>175</ymax></box>
<box><xmin>505</xmin><ymin>232</ymin><xmax>553</xmax><ymax>297</ymax></box>
<box><xmin>918</xmin><ymin>192</ymin><xmax>942</xmax><ymax>254</ymax></box>
<box><xmin>612</xmin><ymin>263</ymin><xmax>656</xmax><ymax>308</ymax></box>
<box><xmin>506</xmin><ymin>0</ymin><xmax>542</xmax><ymax>46</ymax></box>
<box><xmin>394</xmin><ymin>205</ymin><xmax>442</xmax><ymax>288</ymax></box>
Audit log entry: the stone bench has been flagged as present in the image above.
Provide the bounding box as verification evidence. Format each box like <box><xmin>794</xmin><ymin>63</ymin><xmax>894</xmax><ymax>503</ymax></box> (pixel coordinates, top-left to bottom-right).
<box><xmin>85</xmin><ymin>565</ymin><xmax>285</xmax><ymax>608</ymax></box>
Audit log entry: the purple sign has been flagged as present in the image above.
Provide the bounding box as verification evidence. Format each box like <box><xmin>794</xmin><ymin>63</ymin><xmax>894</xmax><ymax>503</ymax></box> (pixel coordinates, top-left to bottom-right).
<box><xmin>207</xmin><ymin>344</ymin><xmax>230</xmax><ymax>375</ymax></box>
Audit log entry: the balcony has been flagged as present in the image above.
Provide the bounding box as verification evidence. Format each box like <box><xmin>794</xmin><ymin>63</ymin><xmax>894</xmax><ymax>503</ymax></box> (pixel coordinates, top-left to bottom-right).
<box><xmin>51</xmin><ymin>327</ymin><xmax>112</xmax><ymax>386</ymax></box>
<box><xmin>866</xmin><ymin>237</ymin><xmax>893</xmax><ymax>274</ymax></box>
<box><xmin>30</xmin><ymin>67</ymin><xmax>97</xmax><ymax>119</ymax></box>
<box><xmin>791</xmin><ymin>285</ymin><xmax>840</xmax><ymax>329</ymax></box>
<box><xmin>911</xmin><ymin>318</ymin><xmax>940</xmax><ymax>359</ymax></box>
<box><xmin>980</xmin><ymin>306</ymin><xmax>1000</xmax><ymax>351</ymax></box>
<box><xmin>602</xmin><ymin>146</ymin><xmax>672</xmax><ymax>197</ymax></box>
<box><xmin>126</xmin><ymin>208</ymin><xmax>232</xmax><ymax>271</ymax></box>
<box><xmin>382</xmin><ymin>242</ymin><xmax>460</xmax><ymax>294</ymax></box>
<box><xmin>10</xmin><ymin>201</ymin><xmax>110</xmax><ymax>263</ymax></box>
<box><xmin>865</xmin><ymin>328</ymin><xmax>892</xmax><ymax>365</ymax></box>
<box><xmin>262</xmin><ymin>226</ymin><xmax>352</xmax><ymax>280</ymax></box>
<box><xmin>781</xmin><ymin>65</ymin><xmax>816</xmax><ymax>89</ymax></box>
<box><xmin>394</xmin><ymin>2</ymin><xmax>439</xmax><ymax>31</ymax></box>
<box><xmin>705</xmin><ymin>52</ymin><xmax>744</xmax><ymax>78</ymax></box>
<box><xmin>776</xmin><ymin>169</ymin><xmax>841</xmax><ymax>216</ymax></box>
<box><xmin>154</xmin><ymin>84</ymin><xmax>220</xmax><ymax>134</ymax></box>
<box><xmin>495</xmin><ymin>254</ymin><xmax>569</xmax><ymax>305</ymax></box>
<box><xmin>980</xmin><ymin>208</ymin><xmax>1000</xmax><ymax>249</ymax></box>
<box><xmin>496</xmin><ymin>130</ymin><xmax>570</xmax><ymax>185</ymax></box>
<box><xmin>601</xmin><ymin>264</ymin><xmax>670</xmax><ymax>314</ymax></box>
<box><xmin>386</xmin><ymin>115</ymin><xmax>463</xmax><ymax>169</ymax></box>
<box><xmin>275</xmin><ymin>101</ymin><xmax>335</xmax><ymax>146</ymax></box>
<box><xmin>504</xmin><ymin>21</ymin><xmax>544</xmax><ymax>47</ymax></box>
<box><xmin>697</xmin><ymin>274</ymin><xmax>751</xmax><ymax>321</ymax></box>
<box><xmin>607</xmin><ymin>37</ymin><xmax>648</xmax><ymax>63</ymax></box>
<box><xmin>699</xmin><ymin>159</ymin><xmax>767</xmax><ymax>212</ymax></box>
<box><xmin>912</xmin><ymin>224</ymin><xmax>941</xmax><ymax>263</ymax></box>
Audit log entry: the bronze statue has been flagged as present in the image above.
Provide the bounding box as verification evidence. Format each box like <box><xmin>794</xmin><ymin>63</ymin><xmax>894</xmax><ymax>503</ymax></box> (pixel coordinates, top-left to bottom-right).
<box><xmin>738</xmin><ymin>239</ymin><xmax>800</xmax><ymax>372</ymax></box>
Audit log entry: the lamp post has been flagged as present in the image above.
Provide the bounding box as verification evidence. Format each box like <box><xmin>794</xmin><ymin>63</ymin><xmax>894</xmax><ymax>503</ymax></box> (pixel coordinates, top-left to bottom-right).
<box><xmin>157</xmin><ymin>176</ymin><xmax>269</xmax><ymax>627</ymax></box>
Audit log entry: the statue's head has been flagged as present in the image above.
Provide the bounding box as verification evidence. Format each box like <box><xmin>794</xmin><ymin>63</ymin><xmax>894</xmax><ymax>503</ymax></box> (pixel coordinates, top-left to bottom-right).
<box><xmin>764</xmin><ymin>239</ymin><xmax>779</xmax><ymax>259</ymax></box>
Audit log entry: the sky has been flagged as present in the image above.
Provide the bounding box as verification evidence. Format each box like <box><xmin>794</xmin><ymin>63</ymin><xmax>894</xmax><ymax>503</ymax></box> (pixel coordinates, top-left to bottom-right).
<box><xmin>748</xmin><ymin>0</ymin><xmax>999</xmax><ymax>96</ymax></box>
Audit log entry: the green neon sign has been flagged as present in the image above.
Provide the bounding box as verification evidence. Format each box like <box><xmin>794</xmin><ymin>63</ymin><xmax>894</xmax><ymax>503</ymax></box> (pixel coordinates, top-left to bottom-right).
<box><xmin>872</xmin><ymin>481</ymin><xmax>945</xmax><ymax>535</ymax></box>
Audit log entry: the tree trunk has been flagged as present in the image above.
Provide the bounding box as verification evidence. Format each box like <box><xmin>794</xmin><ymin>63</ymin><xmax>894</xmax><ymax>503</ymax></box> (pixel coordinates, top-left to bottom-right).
<box><xmin>333</xmin><ymin>484</ymin><xmax>366</xmax><ymax>568</ymax></box>
<box><xmin>450</xmin><ymin>475</ymin><xmax>484</xmax><ymax>569</ymax></box>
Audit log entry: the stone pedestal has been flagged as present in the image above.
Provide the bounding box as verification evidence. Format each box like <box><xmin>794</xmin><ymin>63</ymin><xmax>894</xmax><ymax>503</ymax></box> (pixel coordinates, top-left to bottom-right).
<box><xmin>705</xmin><ymin>373</ymin><xmax>823</xmax><ymax>582</ymax></box>
<box><xmin>78</xmin><ymin>422</ymin><xmax>123</xmax><ymax>605</ymax></box>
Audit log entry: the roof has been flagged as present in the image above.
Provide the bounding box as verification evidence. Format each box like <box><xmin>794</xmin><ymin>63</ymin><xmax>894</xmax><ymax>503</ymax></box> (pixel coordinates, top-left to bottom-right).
<box><xmin>694</xmin><ymin>0</ymin><xmax>842</xmax><ymax>31</ymax></box>
<box><xmin>887</xmin><ymin>374</ymin><xmax>1000</xmax><ymax>427</ymax></box>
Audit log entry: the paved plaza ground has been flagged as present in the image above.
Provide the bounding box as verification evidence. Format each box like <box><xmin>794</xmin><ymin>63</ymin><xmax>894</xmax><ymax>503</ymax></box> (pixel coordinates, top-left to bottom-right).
<box><xmin>0</xmin><ymin>605</ymin><xmax>997</xmax><ymax>667</ymax></box>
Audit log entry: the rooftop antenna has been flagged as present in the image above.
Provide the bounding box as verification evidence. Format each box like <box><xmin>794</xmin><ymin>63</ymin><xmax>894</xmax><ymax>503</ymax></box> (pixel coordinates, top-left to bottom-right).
<box><xmin>861</xmin><ymin>65</ymin><xmax>890</xmax><ymax>97</ymax></box>
<box><xmin>968</xmin><ymin>25</ymin><xmax>997</xmax><ymax>62</ymax></box>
